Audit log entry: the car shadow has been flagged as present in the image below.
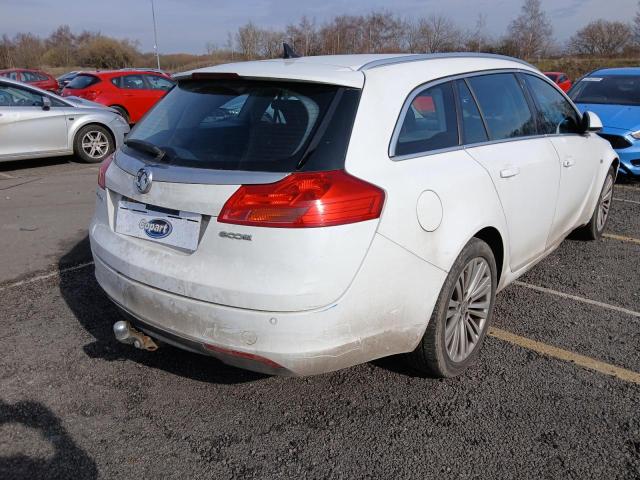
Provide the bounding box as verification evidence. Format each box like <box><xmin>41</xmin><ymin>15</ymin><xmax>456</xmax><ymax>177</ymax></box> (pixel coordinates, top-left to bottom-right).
<box><xmin>58</xmin><ymin>235</ymin><xmax>267</xmax><ymax>385</ymax></box>
<box><xmin>0</xmin><ymin>155</ymin><xmax>80</xmax><ymax>173</ymax></box>
<box><xmin>0</xmin><ymin>400</ymin><xmax>98</xmax><ymax>480</ymax></box>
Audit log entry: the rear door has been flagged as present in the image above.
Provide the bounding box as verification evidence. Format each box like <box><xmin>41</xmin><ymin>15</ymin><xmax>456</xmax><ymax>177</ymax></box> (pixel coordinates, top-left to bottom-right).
<box><xmin>464</xmin><ymin>72</ymin><xmax>561</xmax><ymax>271</ymax></box>
<box><xmin>0</xmin><ymin>82</ymin><xmax>68</xmax><ymax>158</ymax></box>
<box><xmin>521</xmin><ymin>73</ymin><xmax>599</xmax><ymax>242</ymax></box>
<box><xmin>113</xmin><ymin>74</ymin><xmax>157</xmax><ymax>122</ymax></box>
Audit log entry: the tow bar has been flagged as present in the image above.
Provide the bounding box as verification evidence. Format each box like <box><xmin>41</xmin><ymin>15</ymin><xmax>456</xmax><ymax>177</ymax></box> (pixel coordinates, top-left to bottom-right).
<box><xmin>113</xmin><ymin>320</ymin><xmax>158</xmax><ymax>351</ymax></box>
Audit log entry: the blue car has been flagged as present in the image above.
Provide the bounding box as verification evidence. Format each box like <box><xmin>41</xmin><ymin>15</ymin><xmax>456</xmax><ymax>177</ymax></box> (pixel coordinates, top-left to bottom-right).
<box><xmin>569</xmin><ymin>67</ymin><xmax>640</xmax><ymax>179</ymax></box>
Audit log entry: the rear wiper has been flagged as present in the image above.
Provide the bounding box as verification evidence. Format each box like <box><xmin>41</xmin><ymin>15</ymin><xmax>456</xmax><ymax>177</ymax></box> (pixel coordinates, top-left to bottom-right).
<box><xmin>124</xmin><ymin>138</ymin><xmax>166</xmax><ymax>161</ymax></box>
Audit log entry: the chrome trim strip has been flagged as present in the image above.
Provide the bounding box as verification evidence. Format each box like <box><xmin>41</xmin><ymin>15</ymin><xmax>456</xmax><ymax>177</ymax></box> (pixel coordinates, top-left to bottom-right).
<box><xmin>359</xmin><ymin>53</ymin><xmax>537</xmax><ymax>72</ymax></box>
<box><xmin>114</xmin><ymin>151</ymin><xmax>289</xmax><ymax>185</ymax></box>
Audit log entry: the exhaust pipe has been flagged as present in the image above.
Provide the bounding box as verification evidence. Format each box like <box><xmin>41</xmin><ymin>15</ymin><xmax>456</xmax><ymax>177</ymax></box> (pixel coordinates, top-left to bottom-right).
<box><xmin>113</xmin><ymin>320</ymin><xmax>158</xmax><ymax>351</ymax></box>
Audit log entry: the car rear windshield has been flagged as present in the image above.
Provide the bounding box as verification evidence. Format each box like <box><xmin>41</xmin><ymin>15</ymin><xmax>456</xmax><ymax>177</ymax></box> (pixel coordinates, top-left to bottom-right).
<box><xmin>125</xmin><ymin>79</ymin><xmax>361</xmax><ymax>172</ymax></box>
<box><xmin>66</xmin><ymin>74</ymin><xmax>100</xmax><ymax>89</ymax></box>
<box><xmin>570</xmin><ymin>75</ymin><xmax>640</xmax><ymax>106</ymax></box>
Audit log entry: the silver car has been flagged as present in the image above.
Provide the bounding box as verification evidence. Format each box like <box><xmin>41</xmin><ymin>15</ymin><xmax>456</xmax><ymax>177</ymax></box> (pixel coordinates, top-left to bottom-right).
<box><xmin>0</xmin><ymin>78</ymin><xmax>129</xmax><ymax>163</ymax></box>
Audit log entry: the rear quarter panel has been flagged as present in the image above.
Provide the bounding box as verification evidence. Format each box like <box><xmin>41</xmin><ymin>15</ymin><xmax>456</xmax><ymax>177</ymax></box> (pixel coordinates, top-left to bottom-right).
<box><xmin>346</xmin><ymin>60</ymin><xmax>512</xmax><ymax>281</ymax></box>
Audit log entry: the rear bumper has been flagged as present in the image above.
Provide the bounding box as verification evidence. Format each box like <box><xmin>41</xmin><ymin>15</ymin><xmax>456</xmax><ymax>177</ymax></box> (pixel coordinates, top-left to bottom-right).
<box><xmin>92</xmin><ymin>249</ymin><xmax>445</xmax><ymax>376</ymax></box>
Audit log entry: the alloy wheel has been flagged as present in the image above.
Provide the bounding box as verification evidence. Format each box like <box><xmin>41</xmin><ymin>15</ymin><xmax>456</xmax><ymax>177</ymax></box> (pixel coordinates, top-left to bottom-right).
<box><xmin>445</xmin><ymin>257</ymin><xmax>492</xmax><ymax>362</ymax></box>
<box><xmin>81</xmin><ymin>131</ymin><xmax>109</xmax><ymax>160</ymax></box>
<box><xmin>596</xmin><ymin>174</ymin><xmax>613</xmax><ymax>232</ymax></box>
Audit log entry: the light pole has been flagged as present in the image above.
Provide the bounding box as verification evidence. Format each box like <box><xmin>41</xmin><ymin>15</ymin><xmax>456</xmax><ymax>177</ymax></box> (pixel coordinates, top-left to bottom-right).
<box><xmin>151</xmin><ymin>0</ymin><xmax>160</xmax><ymax>70</ymax></box>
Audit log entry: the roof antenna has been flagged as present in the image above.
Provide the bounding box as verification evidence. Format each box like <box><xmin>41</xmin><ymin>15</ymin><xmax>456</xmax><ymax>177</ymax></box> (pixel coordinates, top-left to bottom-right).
<box><xmin>283</xmin><ymin>42</ymin><xmax>301</xmax><ymax>59</ymax></box>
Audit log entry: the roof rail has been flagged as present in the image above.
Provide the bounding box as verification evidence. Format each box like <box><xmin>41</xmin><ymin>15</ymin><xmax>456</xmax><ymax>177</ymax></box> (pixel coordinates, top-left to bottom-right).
<box><xmin>358</xmin><ymin>52</ymin><xmax>537</xmax><ymax>71</ymax></box>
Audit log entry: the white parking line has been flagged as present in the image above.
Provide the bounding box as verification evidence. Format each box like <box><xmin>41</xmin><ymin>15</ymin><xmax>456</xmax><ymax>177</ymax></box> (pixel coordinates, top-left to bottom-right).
<box><xmin>614</xmin><ymin>197</ymin><xmax>640</xmax><ymax>205</ymax></box>
<box><xmin>0</xmin><ymin>261</ymin><xmax>94</xmax><ymax>292</ymax></box>
<box><xmin>0</xmin><ymin>172</ymin><xmax>15</xmax><ymax>179</ymax></box>
<box><xmin>513</xmin><ymin>281</ymin><xmax>640</xmax><ymax>319</ymax></box>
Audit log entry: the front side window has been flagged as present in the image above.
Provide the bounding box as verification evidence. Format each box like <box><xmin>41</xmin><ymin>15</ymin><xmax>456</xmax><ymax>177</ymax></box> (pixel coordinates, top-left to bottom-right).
<box><xmin>569</xmin><ymin>75</ymin><xmax>640</xmax><ymax>106</ymax></box>
<box><xmin>127</xmin><ymin>79</ymin><xmax>360</xmax><ymax>172</ymax></box>
<box><xmin>145</xmin><ymin>75</ymin><xmax>174</xmax><ymax>91</ymax></box>
<box><xmin>394</xmin><ymin>82</ymin><xmax>458</xmax><ymax>156</ymax></box>
<box><xmin>524</xmin><ymin>74</ymin><xmax>581</xmax><ymax>135</ymax></box>
<box><xmin>467</xmin><ymin>73</ymin><xmax>537</xmax><ymax>141</ymax></box>
<box><xmin>0</xmin><ymin>71</ymin><xmax>19</xmax><ymax>80</ymax></box>
<box><xmin>0</xmin><ymin>84</ymin><xmax>44</xmax><ymax>107</ymax></box>
<box><xmin>456</xmin><ymin>80</ymin><xmax>488</xmax><ymax>144</ymax></box>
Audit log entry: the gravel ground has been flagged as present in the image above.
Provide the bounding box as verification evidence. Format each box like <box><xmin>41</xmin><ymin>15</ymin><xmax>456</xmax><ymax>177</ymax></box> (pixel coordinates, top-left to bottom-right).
<box><xmin>0</xmin><ymin>164</ymin><xmax>639</xmax><ymax>479</ymax></box>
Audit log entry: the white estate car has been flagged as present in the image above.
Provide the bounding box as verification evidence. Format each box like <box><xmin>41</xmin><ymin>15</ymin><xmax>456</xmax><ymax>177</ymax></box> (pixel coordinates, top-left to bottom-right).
<box><xmin>0</xmin><ymin>77</ymin><xmax>129</xmax><ymax>163</ymax></box>
<box><xmin>89</xmin><ymin>53</ymin><xmax>617</xmax><ymax>377</ymax></box>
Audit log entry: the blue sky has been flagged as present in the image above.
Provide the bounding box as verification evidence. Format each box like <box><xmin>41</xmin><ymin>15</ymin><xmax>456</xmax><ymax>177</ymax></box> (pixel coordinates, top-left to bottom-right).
<box><xmin>1</xmin><ymin>0</ymin><xmax>637</xmax><ymax>54</ymax></box>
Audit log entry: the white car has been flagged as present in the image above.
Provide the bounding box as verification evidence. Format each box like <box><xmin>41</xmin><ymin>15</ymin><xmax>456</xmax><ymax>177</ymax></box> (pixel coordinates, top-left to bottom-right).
<box><xmin>0</xmin><ymin>77</ymin><xmax>129</xmax><ymax>163</ymax></box>
<box><xmin>89</xmin><ymin>53</ymin><xmax>617</xmax><ymax>377</ymax></box>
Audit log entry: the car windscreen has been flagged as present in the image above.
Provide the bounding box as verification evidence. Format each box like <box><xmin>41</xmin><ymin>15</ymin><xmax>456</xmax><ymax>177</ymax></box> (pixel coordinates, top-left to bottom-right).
<box><xmin>570</xmin><ymin>75</ymin><xmax>640</xmax><ymax>106</ymax></box>
<box><xmin>125</xmin><ymin>79</ymin><xmax>361</xmax><ymax>172</ymax></box>
<box><xmin>66</xmin><ymin>74</ymin><xmax>100</xmax><ymax>89</ymax></box>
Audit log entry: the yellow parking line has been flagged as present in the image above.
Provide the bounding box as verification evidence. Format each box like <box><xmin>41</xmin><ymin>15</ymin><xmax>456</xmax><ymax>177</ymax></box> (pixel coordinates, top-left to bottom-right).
<box><xmin>489</xmin><ymin>327</ymin><xmax>640</xmax><ymax>385</ymax></box>
<box><xmin>0</xmin><ymin>172</ymin><xmax>14</xmax><ymax>179</ymax></box>
<box><xmin>616</xmin><ymin>184</ymin><xmax>640</xmax><ymax>192</ymax></box>
<box><xmin>614</xmin><ymin>197</ymin><xmax>640</xmax><ymax>205</ymax></box>
<box><xmin>603</xmin><ymin>233</ymin><xmax>640</xmax><ymax>245</ymax></box>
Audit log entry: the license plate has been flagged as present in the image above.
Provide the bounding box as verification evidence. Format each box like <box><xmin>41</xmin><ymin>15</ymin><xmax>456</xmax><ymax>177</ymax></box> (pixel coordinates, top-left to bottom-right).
<box><xmin>115</xmin><ymin>200</ymin><xmax>202</xmax><ymax>251</ymax></box>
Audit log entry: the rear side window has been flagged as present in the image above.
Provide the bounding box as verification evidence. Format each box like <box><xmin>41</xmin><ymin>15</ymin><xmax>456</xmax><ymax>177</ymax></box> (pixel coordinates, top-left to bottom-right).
<box><xmin>456</xmin><ymin>80</ymin><xmax>488</xmax><ymax>144</ymax></box>
<box><xmin>523</xmin><ymin>74</ymin><xmax>581</xmax><ymax>135</ymax></box>
<box><xmin>145</xmin><ymin>75</ymin><xmax>174</xmax><ymax>90</ymax></box>
<box><xmin>67</xmin><ymin>74</ymin><xmax>100</xmax><ymax>89</ymax></box>
<box><xmin>467</xmin><ymin>73</ymin><xmax>536</xmax><ymax>141</ymax></box>
<box><xmin>394</xmin><ymin>82</ymin><xmax>458</xmax><ymax>156</ymax></box>
<box><xmin>127</xmin><ymin>79</ymin><xmax>361</xmax><ymax>172</ymax></box>
<box><xmin>1</xmin><ymin>71</ymin><xmax>18</xmax><ymax>80</ymax></box>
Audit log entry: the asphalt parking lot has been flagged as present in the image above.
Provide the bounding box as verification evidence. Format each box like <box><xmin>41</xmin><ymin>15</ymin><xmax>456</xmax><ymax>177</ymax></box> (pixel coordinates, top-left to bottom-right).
<box><xmin>1</xmin><ymin>158</ymin><xmax>639</xmax><ymax>479</ymax></box>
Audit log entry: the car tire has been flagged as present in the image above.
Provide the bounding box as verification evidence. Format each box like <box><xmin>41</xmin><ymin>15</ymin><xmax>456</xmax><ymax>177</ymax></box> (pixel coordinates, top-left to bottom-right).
<box><xmin>74</xmin><ymin>125</ymin><xmax>115</xmax><ymax>164</ymax></box>
<box><xmin>110</xmin><ymin>106</ymin><xmax>129</xmax><ymax>124</ymax></box>
<box><xmin>408</xmin><ymin>238</ymin><xmax>497</xmax><ymax>377</ymax></box>
<box><xmin>577</xmin><ymin>166</ymin><xmax>615</xmax><ymax>241</ymax></box>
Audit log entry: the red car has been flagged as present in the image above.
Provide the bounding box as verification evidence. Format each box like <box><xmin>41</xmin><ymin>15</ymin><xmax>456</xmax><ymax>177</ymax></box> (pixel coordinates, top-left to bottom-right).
<box><xmin>543</xmin><ymin>71</ymin><xmax>572</xmax><ymax>93</ymax></box>
<box><xmin>0</xmin><ymin>68</ymin><xmax>59</xmax><ymax>92</ymax></box>
<box><xmin>61</xmin><ymin>70</ymin><xmax>175</xmax><ymax>123</ymax></box>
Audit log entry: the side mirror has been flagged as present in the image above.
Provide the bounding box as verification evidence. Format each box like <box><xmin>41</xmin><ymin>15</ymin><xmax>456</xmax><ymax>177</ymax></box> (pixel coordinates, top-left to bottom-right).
<box><xmin>42</xmin><ymin>96</ymin><xmax>51</xmax><ymax>111</ymax></box>
<box><xmin>580</xmin><ymin>111</ymin><xmax>602</xmax><ymax>133</ymax></box>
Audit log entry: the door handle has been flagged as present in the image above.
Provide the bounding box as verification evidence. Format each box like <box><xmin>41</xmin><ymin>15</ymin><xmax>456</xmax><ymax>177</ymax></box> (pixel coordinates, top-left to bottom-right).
<box><xmin>500</xmin><ymin>167</ymin><xmax>520</xmax><ymax>178</ymax></box>
<box><xmin>563</xmin><ymin>158</ymin><xmax>575</xmax><ymax>168</ymax></box>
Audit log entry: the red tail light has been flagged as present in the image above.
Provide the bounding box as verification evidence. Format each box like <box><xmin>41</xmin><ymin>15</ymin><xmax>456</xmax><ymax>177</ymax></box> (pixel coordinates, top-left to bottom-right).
<box><xmin>218</xmin><ymin>170</ymin><xmax>385</xmax><ymax>228</ymax></box>
<box><xmin>98</xmin><ymin>154</ymin><xmax>114</xmax><ymax>189</ymax></box>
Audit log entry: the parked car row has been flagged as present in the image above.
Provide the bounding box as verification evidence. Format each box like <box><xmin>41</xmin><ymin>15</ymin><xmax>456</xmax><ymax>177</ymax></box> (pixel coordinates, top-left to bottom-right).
<box><xmin>0</xmin><ymin>67</ymin><xmax>175</xmax><ymax>124</ymax></box>
<box><xmin>0</xmin><ymin>77</ymin><xmax>129</xmax><ymax>163</ymax></box>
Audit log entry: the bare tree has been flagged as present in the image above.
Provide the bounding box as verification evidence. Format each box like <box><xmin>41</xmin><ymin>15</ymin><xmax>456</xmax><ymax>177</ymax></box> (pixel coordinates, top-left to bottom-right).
<box><xmin>236</xmin><ymin>22</ymin><xmax>262</xmax><ymax>60</ymax></box>
<box><xmin>505</xmin><ymin>0</ymin><xmax>553</xmax><ymax>59</ymax></box>
<box><xmin>410</xmin><ymin>15</ymin><xmax>462</xmax><ymax>53</ymax></box>
<box><xmin>43</xmin><ymin>25</ymin><xmax>76</xmax><ymax>66</ymax></box>
<box><xmin>466</xmin><ymin>13</ymin><xmax>490</xmax><ymax>52</ymax></box>
<box><xmin>569</xmin><ymin>20</ymin><xmax>632</xmax><ymax>56</ymax></box>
